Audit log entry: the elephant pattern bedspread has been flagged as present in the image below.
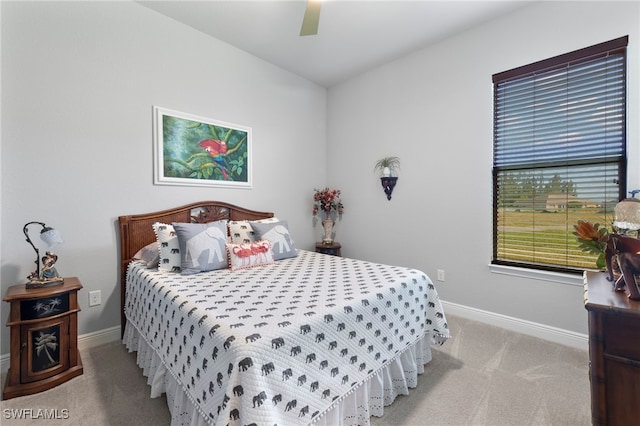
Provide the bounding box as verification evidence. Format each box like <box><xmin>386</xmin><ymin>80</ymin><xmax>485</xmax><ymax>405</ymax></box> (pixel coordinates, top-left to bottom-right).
<box><xmin>125</xmin><ymin>250</ymin><xmax>449</xmax><ymax>425</ymax></box>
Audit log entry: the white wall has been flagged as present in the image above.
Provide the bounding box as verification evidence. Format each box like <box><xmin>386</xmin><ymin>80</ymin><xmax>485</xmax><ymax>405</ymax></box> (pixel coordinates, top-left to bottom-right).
<box><xmin>0</xmin><ymin>1</ymin><xmax>327</xmax><ymax>355</ymax></box>
<box><xmin>328</xmin><ymin>0</ymin><xmax>639</xmax><ymax>336</ymax></box>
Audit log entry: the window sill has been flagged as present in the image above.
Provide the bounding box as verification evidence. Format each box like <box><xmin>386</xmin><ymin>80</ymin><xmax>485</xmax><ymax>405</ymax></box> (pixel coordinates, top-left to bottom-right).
<box><xmin>489</xmin><ymin>264</ymin><xmax>586</xmax><ymax>287</ymax></box>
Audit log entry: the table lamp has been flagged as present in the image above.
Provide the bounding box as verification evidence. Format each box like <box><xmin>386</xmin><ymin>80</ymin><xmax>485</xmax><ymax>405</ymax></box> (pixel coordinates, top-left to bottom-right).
<box><xmin>23</xmin><ymin>221</ymin><xmax>64</xmax><ymax>288</ymax></box>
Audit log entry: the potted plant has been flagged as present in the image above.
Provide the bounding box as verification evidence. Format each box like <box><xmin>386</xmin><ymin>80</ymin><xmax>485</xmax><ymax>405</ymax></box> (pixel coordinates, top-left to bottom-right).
<box><xmin>374</xmin><ymin>156</ymin><xmax>400</xmax><ymax>177</ymax></box>
<box><xmin>374</xmin><ymin>157</ymin><xmax>400</xmax><ymax>200</ymax></box>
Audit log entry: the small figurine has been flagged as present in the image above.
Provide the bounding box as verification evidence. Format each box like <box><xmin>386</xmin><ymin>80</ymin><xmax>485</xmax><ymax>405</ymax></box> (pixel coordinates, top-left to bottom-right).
<box><xmin>606</xmin><ymin>233</ymin><xmax>640</xmax><ymax>300</ymax></box>
<box><xmin>41</xmin><ymin>251</ymin><xmax>61</xmax><ymax>281</ymax></box>
<box><xmin>27</xmin><ymin>251</ymin><xmax>64</xmax><ymax>288</ymax></box>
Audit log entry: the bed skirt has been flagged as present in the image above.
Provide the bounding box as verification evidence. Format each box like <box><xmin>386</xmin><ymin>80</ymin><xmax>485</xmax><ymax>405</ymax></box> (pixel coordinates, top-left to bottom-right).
<box><xmin>123</xmin><ymin>320</ymin><xmax>435</xmax><ymax>426</ymax></box>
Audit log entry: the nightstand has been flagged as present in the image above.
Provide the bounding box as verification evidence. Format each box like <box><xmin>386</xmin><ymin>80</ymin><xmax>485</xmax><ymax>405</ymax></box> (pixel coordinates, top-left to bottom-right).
<box><xmin>315</xmin><ymin>242</ymin><xmax>342</xmax><ymax>257</ymax></box>
<box><xmin>3</xmin><ymin>277</ymin><xmax>83</xmax><ymax>400</ymax></box>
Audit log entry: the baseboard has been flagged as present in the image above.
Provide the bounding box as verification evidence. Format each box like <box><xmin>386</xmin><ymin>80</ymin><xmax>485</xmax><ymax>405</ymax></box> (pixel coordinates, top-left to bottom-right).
<box><xmin>441</xmin><ymin>300</ymin><xmax>589</xmax><ymax>351</ymax></box>
<box><xmin>77</xmin><ymin>325</ymin><xmax>122</xmax><ymax>351</ymax></box>
<box><xmin>1</xmin><ymin>325</ymin><xmax>121</xmax><ymax>374</ymax></box>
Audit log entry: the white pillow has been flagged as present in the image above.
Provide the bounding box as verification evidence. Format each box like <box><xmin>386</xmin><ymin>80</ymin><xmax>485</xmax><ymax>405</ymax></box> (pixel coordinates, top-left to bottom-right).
<box><xmin>226</xmin><ymin>240</ymin><xmax>274</xmax><ymax>271</ymax></box>
<box><xmin>153</xmin><ymin>222</ymin><xmax>181</xmax><ymax>273</ymax></box>
<box><xmin>228</xmin><ymin>217</ymin><xmax>279</xmax><ymax>244</ymax></box>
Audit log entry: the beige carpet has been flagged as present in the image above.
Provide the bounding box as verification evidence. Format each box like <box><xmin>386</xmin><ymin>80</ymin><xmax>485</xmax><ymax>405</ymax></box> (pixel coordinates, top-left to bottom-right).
<box><xmin>0</xmin><ymin>315</ymin><xmax>591</xmax><ymax>425</ymax></box>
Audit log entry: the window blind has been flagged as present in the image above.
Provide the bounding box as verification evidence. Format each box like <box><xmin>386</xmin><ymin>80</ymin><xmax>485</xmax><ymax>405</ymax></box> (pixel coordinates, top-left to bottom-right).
<box><xmin>492</xmin><ymin>36</ymin><xmax>627</xmax><ymax>272</ymax></box>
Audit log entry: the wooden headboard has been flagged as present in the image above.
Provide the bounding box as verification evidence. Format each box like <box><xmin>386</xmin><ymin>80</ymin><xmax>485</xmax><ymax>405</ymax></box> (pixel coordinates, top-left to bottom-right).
<box><xmin>118</xmin><ymin>201</ymin><xmax>274</xmax><ymax>336</ymax></box>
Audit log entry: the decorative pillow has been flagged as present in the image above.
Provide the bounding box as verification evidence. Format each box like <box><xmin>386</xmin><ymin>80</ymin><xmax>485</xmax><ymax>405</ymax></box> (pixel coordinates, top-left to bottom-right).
<box><xmin>227</xmin><ymin>220</ymin><xmax>255</xmax><ymax>244</ymax></box>
<box><xmin>251</xmin><ymin>220</ymin><xmax>297</xmax><ymax>260</ymax></box>
<box><xmin>226</xmin><ymin>240</ymin><xmax>274</xmax><ymax>271</ymax></box>
<box><xmin>133</xmin><ymin>241</ymin><xmax>160</xmax><ymax>268</ymax></box>
<box><xmin>228</xmin><ymin>217</ymin><xmax>279</xmax><ymax>244</ymax></box>
<box><xmin>153</xmin><ymin>222</ymin><xmax>181</xmax><ymax>273</ymax></box>
<box><xmin>172</xmin><ymin>221</ymin><xmax>228</xmax><ymax>275</ymax></box>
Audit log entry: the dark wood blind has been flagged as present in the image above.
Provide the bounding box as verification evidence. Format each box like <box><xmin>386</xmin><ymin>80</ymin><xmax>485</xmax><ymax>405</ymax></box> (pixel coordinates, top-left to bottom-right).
<box><xmin>492</xmin><ymin>36</ymin><xmax>627</xmax><ymax>273</ymax></box>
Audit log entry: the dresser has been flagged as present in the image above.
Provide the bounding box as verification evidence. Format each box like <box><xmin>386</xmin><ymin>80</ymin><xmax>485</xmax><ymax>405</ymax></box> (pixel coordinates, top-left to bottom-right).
<box><xmin>584</xmin><ymin>271</ymin><xmax>640</xmax><ymax>425</ymax></box>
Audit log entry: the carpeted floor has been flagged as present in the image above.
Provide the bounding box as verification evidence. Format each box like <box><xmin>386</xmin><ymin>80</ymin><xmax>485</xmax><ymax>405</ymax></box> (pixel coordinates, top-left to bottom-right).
<box><xmin>0</xmin><ymin>315</ymin><xmax>591</xmax><ymax>425</ymax></box>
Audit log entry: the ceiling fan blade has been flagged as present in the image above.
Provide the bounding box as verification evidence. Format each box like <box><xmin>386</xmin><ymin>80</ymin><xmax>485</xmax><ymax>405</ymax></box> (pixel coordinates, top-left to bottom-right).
<box><xmin>300</xmin><ymin>0</ymin><xmax>321</xmax><ymax>36</ymax></box>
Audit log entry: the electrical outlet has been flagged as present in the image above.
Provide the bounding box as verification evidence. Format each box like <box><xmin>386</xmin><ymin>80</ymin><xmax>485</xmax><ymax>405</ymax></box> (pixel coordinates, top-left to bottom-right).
<box><xmin>89</xmin><ymin>290</ymin><xmax>101</xmax><ymax>307</ymax></box>
<box><xmin>437</xmin><ymin>269</ymin><xmax>445</xmax><ymax>282</ymax></box>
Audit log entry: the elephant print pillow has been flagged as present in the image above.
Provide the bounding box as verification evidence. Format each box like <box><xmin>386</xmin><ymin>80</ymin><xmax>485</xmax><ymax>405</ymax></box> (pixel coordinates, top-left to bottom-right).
<box><xmin>251</xmin><ymin>220</ymin><xmax>297</xmax><ymax>260</ymax></box>
<box><xmin>228</xmin><ymin>217</ymin><xmax>279</xmax><ymax>244</ymax></box>
<box><xmin>153</xmin><ymin>222</ymin><xmax>182</xmax><ymax>273</ymax></box>
<box><xmin>172</xmin><ymin>220</ymin><xmax>228</xmax><ymax>275</ymax></box>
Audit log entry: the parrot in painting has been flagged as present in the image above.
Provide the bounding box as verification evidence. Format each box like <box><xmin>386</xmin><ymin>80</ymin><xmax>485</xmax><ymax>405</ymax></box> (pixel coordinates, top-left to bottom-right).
<box><xmin>199</xmin><ymin>139</ymin><xmax>227</xmax><ymax>157</ymax></box>
<box><xmin>199</xmin><ymin>139</ymin><xmax>229</xmax><ymax>179</ymax></box>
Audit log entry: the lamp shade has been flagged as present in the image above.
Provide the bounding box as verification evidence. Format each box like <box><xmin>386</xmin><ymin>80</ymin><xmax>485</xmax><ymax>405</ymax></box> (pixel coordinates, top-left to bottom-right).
<box><xmin>40</xmin><ymin>227</ymin><xmax>63</xmax><ymax>247</ymax></box>
<box><xmin>613</xmin><ymin>199</ymin><xmax>640</xmax><ymax>231</ymax></box>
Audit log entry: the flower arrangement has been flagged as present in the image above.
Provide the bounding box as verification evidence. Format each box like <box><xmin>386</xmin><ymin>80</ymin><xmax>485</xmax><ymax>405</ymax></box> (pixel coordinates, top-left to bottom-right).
<box><xmin>313</xmin><ymin>187</ymin><xmax>344</xmax><ymax>219</ymax></box>
<box><xmin>573</xmin><ymin>220</ymin><xmax>610</xmax><ymax>269</ymax></box>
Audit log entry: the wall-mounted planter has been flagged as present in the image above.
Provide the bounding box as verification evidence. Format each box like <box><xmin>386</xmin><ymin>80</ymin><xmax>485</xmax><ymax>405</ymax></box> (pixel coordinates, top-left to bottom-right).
<box><xmin>380</xmin><ymin>176</ymin><xmax>398</xmax><ymax>200</ymax></box>
<box><xmin>374</xmin><ymin>156</ymin><xmax>400</xmax><ymax>201</ymax></box>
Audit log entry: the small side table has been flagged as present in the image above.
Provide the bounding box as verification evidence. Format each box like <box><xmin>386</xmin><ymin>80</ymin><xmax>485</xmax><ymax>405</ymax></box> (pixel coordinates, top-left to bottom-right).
<box><xmin>315</xmin><ymin>242</ymin><xmax>342</xmax><ymax>257</ymax></box>
<box><xmin>3</xmin><ymin>277</ymin><xmax>83</xmax><ymax>400</ymax></box>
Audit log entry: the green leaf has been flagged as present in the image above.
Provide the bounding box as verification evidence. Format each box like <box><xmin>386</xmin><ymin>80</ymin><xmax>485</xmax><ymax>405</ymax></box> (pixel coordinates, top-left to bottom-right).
<box><xmin>201</xmin><ymin>163</ymin><xmax>213</xmax><ymax>177</ymax></box>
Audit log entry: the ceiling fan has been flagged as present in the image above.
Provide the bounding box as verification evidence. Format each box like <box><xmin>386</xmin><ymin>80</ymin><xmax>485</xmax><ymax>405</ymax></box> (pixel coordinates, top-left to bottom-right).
<box><xmin>300</xmin><ymin>0</ymin><xmax>322</xmax><ymax>36</ymax></box>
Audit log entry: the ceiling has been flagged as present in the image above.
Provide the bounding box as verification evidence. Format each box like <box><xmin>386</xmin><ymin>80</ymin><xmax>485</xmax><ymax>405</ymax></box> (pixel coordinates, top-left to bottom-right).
<box><xmin>139</xmin><ymin>0</ymin><xmax>531</xmax><ymax>88</ymax></box>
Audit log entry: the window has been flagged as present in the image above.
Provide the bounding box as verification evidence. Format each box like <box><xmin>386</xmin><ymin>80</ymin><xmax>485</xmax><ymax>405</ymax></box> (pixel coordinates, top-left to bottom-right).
<box><xmin>492</xmin><ymin>36</ymin><xmax>627</xmax><ymax>273</ymax></box>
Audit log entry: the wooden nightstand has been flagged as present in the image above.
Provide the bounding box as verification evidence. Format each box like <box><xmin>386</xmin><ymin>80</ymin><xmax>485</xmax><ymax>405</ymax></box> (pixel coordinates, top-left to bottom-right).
<box><xmin>315</xmin><ymin>242</ymin><xmax>342</xmax><ymax>257</ymax></box>
<box><xmin>2</xmin><ymin>277</ymin><xmax>83</xmax><ymax>400</ymax></box>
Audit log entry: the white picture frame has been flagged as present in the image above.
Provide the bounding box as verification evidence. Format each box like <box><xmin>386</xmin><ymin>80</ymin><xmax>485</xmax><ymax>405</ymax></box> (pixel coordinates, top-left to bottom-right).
<box><xmin>153</xmin><ymin>106</ymin><xmax>252</xmax><ymax>189</ymax></box>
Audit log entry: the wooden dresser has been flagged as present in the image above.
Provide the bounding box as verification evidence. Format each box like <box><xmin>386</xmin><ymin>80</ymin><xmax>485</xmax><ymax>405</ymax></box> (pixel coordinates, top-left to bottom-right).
<box><xmin>584</xmin><ymin>271</ymin><xmax>640</xmax><ymax>425</ymax></box>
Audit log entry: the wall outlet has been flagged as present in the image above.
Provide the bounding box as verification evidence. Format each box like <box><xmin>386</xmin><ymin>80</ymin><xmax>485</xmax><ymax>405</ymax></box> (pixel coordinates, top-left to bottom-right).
<box><xmin>89</xmin><ymin>290</ymin><xmax>102</xmax><ymax>307</ymax></box>
<box><xmin>437</xmin><ymin>269</ymin><xmax>445</xmax><ymax>282</ymax></box>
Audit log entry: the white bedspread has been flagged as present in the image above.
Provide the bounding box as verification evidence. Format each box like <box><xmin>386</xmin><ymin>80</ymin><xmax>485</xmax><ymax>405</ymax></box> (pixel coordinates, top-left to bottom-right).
<box><xmin>124</xmin><ymin>250</ymin><xmax>449</xmax><ymax>425</ymax></box>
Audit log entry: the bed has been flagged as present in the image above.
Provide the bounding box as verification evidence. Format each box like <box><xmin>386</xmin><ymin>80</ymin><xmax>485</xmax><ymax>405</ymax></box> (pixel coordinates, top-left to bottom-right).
<box><xmin>119</xmin><ymin>201</ymin><xmax>449</xmax><ymax>426</ymax></box>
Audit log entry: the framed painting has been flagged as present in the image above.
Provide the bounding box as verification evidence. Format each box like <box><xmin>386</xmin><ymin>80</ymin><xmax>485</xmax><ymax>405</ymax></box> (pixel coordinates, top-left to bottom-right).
<box><xmin>153</xmin><ymin>106</ymin><xmax>252</xmax><ymax>188</ymax></box>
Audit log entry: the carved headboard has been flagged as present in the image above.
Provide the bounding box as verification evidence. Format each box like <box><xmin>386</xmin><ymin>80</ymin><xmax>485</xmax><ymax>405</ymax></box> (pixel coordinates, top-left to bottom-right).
<box><xmin>118</xmin><ymin>201</ymin><xmax>274</xmax><ymax>336</ymax></box>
